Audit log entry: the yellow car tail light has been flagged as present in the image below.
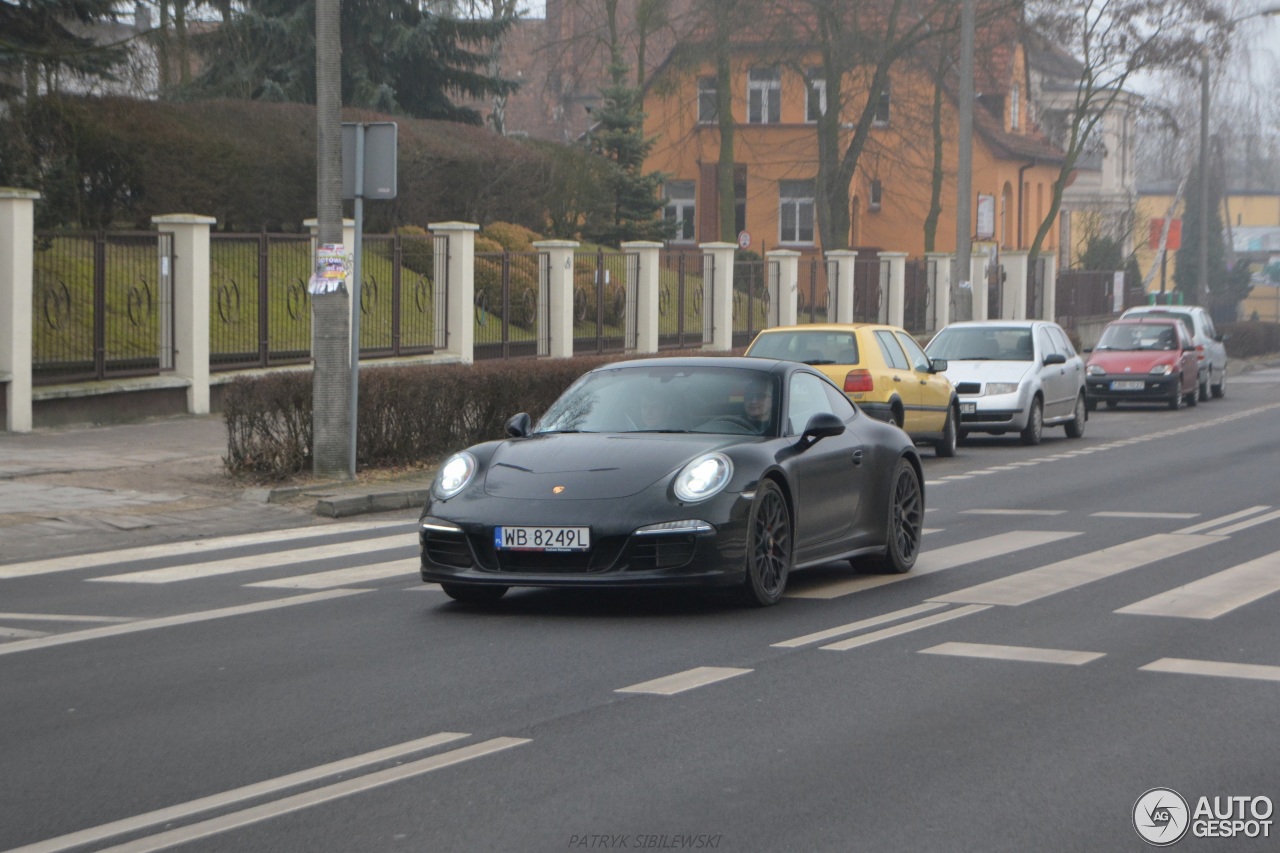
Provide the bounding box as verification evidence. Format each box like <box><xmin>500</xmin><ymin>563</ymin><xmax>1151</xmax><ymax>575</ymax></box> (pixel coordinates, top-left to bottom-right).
<box><xmin>844</xmin><ymin>370</ymin><xmax>874</xmax><ymax>393</ymax></box>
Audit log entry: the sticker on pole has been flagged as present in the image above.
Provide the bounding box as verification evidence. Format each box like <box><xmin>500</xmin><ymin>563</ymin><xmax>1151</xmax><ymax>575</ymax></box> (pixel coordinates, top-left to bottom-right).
<box><xmin>309</xmin><ymin>243</ymin><xmax>349</xmax><ymax>294</ymax></box>
<box><xmin>738</xmin><ymin>230</ymin><xmax>751</xmax><ymax>250</ymax></box>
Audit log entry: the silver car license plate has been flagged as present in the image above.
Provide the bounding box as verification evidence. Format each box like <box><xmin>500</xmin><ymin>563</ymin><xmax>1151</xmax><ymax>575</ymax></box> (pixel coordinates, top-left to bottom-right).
<box><xmin>960</xmin><ymin>402</ymin><xmax>977</xmax><ymax>414</ymax></box>
<box><xmin>494</xmin><ymin>526</ymin><xmax>590</xmax><ymax>552</ymax></box>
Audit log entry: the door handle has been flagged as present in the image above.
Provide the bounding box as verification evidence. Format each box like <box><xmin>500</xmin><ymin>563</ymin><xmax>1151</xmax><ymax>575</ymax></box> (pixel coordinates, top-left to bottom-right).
<box><xmin>893</xmin><ymin>376</ymin><xmax>902</xmax><ymax>383</ymax></box>
<box><xmin>851</xmin><ymin>449</ymin><xmax>864</xmax><ymax>466</ymax></box>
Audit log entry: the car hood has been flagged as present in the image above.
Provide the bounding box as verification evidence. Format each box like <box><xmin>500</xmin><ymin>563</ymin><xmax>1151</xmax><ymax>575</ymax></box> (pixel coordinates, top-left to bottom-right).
<box><xmin>940</xmin><ymin>360</ymin><xmax>1031</xmax><ymax>386</ymax></box>
<box><xmin>483</xmin><ymin>433</ymin><xmax>739</xmax><ymax>500</ymax></box>
<box><xmin>1087</xmin><ymin>351</ymin><xmax>1181</xmax><ymax>373</ymax></box>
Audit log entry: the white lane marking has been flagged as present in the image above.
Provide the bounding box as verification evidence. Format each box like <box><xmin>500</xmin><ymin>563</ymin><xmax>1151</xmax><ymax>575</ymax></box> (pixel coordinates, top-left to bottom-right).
<box><xmin>1140</xmin><ymin>658</ymin><xmax>1280</xmax><ymax>683</ymax></box>
<box><xmin>0</xmin><ymin>626</ymin><xmax>49</xmax><ymax>639</ymax></box>
<box><xmin>91</xmin><ymin>535</ymin><xmax>411</xmax><ymax>584</ymax></box>
<box><xmin>785</xmin><ymin>531</ymin><xmax>1080</xmax><ymax>600</ymax></box>
<box><xmin>403</xmin><ymin>584</ymin><xmax>444</xmax><ymax>592</ymax></box>
<box><xmin>92</xmin><ymin>738</ymin><xmax>529</xmax><ymax>853</ymax></box>
<box><xmin>0</xmin><ymin>612</ymin><xmax>135</xmax><ymax>623</ymax></box>
<box><xmin>0</xmin><ymin>520</ymin><xmax>409</xmax><ymax>579</ymax></box>
<box><xmin>7</xmin><ymin>732</ymin><xmax>470</xmax><ymax>853</ymax></box>
<box><xmin>1091</xmin><ymin>512</ymin><xmax>1199</xmax><ymax>520</ymax></box>
<box><xmin>920</xmin><ymin>641</ymin><xmax>1104</xmax><ymax>666</ymax></box>
<box><xmin>931</xmin><ymin>534</ymin><xmax>1222</xmax><ymax>607</ymax></box>
<box><xmin>1116</xmin><ymin>551</ymin><xmax>1280</xmax><ymax>620</ymax></box>
<box><xmin>959</xmin><ymin>509</ymin><xmax>1067</xmax><ymax>516</ymax></box>
<box><xmin>821</xmin><ymin>605</ymin><xmax>991</xmax><ymax>651</ymax></box>
<box><xmin>772</xmin><ymin>603</ymin><xmax>949</xmax><ymax>648</ymax></box>
<box><xmin>245</xmin><ymin>558</ymin><xmax>419</xmax><ymax>589</ymax></box>
<box><xmin>1174</xmin><ymin>506</ymin><xmax>1270</xmax><ymax>535</ymax></box>
<box><xmin>1211</xmin><ymin>508</ymin><xmax>1280</xmax><ymax>537</ymax></box>
<box><xmin>0</xmin><ymin>590</ymin><xmax>368</xmax><ymax>657</ymax></box>
<box><xmin>616</xmin><ymin>666</ymin><xmax>751</xmax><ymax>696</ymax></box>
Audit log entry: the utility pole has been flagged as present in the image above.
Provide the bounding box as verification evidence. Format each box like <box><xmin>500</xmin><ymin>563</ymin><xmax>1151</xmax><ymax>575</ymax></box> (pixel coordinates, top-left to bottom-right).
<box><xmin>955</xmin><ymin>0</ymin><xmax>975</xmax><ymax>316</ymax></box>
<box><xmin>312</xmin><ymin>0</ymin><xmax>352</xmax><ymax>480</ymax></box>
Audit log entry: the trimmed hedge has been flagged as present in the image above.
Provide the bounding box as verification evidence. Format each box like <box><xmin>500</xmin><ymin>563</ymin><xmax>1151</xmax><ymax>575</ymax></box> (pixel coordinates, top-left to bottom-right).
<box><xmin>1221</xmin><ymin>321</ymin><xmax>1280</xmax><ymax>359</ymax></box>
<box><xmin>223</xmin><ymin>351</ymin><xmax>719</xmax><ymax>481</ymax></box>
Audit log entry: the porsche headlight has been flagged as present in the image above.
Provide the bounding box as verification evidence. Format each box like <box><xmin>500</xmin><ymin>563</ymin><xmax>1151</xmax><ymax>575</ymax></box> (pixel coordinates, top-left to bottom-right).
<box><xmin>1149</xmin><ymin>363</ymin><xmax>1172</xmax><ymax>375</ymax></box>
<box><xmin>433</xmin><ymin>452</ymin><xmax>477</xmax><ymax>500</ymax></box>
<box><xmin>673</xmin><ymin>453</ymin><xmax>733</xmax><ymax>503</ymax></box>
<box><xmin>985</xmin><ymin>382</ymin><xmax>1019</xmax><ymax>396</ymax></box>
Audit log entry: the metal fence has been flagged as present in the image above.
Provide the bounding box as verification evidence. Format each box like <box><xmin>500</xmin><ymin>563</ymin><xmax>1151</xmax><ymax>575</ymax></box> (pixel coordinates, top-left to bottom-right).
<box><xmin>853</xmin><ymin>255</ymin><xmax>887</xmax><ymax>323</ymax></box>
<box><xmin>731</xmin><ymin>257</ymin><xmax>778</xmax><ymax>347</ymax></box>
<box><xmin>32</xmin><ymin>231</ymin><xmax>175</xmax><ymax>385</ymax></box>
<box><xmin>359</xmin><ymin>233</ymin><xmax>449</xmax><ymax>358</ymax></box>
<box><xmin>474</xmin><ymin>250</ymin><xmax>547</xmax><ymax>360</ymax></box>
<box><xmin>1055</xmin><ymin>270</ymin><xmax>1120</xmax><ymax>334</ymax></box>
<box><xmin>798</xmin><ymin>257</ymin><xmax>834</xmax><ymax>324</ymax></box>
<box><xmin>573</xmin><ymin>249</ymin><xmax>636</xmax><ymax>355</ymax></box>
<box><xmin>658</xmin><ymin>250</ymin><xmax>706</xmax><ymax>350</ymax></box>
<box><xmin>903</xmin><ymin>259</ymin><xmax>932</xmax><ymax>334</ymax></box>
<box><xmin>209</xmin><ymin>233</ymin><xmax>312</xmax><ymax>370</ymax></box>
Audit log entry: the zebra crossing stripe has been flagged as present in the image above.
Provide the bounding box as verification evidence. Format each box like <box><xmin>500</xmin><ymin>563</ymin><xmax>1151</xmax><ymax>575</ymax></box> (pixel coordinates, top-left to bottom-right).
<box><xmin>931</xmin><ymin>534</ymin><xmax>1221</xmax><ymax>607</ymax></box>
<box><xmin>246</xmin><ymin>558</ymin><xmax>419</xmax><ymax>589</ymax></box>
<box><xmin>1116</xmin><ymin>550</ymin><xmax>1280</xmax><ymax>620</ymax></box>
<box><xmin>0</xmin><ymin>520</ymin><xmax>410</xmax><ymax>579</ymax></box>
<box><xmin>90</xmin><ymin>534</ymin><xmax>412</xmax><ymax>584</ymax></box>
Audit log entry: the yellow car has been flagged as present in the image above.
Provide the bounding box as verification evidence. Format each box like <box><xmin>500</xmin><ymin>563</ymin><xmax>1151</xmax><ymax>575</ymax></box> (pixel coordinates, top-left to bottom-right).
<box><xmin>745</xmin><ymin>323</ymin><xmax>959</xmax><ymax>457</ymax></box>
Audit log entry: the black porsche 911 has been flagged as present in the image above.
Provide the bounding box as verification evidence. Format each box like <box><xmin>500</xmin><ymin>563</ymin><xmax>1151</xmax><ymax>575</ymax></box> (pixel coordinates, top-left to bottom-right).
<box><xmin>419</xmin><ymin>356</ymin><xmax>925</xmax><ymax>606</ymax></box>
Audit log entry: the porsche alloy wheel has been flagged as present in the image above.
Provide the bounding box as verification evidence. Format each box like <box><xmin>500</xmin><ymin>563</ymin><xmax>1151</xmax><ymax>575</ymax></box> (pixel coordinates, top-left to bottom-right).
<box><xmin>871</xmin><ymin>458</ymin><xmax>922</xmax><ymax>574</ymax></box>
<box><xmin>740</xmin><ymin>480</ymin><xmax>791</xmax><ymax>606</ymax></box>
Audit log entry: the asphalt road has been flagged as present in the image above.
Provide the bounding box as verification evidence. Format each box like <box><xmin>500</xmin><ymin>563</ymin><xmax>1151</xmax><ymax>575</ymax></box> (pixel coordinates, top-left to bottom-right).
<box><xmin>3</xmin><ymin>367</ymin><xmax>1280</xmax><ymax>852</ymax></box>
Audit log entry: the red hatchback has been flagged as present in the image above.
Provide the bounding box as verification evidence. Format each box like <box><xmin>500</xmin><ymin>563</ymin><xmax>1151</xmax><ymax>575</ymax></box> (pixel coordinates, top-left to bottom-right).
<box><xmin>1085</xmin><ymin>318</ymin><xmax>1199</xmax><ymax>410</ymax></box>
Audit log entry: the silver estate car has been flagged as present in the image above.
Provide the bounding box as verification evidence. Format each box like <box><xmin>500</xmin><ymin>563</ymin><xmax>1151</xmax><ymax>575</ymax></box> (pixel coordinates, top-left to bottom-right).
<box><xmin>924</xmin><ymin>320</ymin><xmax>1087</xmax><ymax>445</ymax></box>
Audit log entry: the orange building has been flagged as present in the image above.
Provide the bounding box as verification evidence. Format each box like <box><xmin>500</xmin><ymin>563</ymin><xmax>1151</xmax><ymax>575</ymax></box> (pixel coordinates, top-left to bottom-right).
<box><xmin>642</xmin><ymin>18</ymin><xmax>1066</xmax><ymax>260</ymax></box>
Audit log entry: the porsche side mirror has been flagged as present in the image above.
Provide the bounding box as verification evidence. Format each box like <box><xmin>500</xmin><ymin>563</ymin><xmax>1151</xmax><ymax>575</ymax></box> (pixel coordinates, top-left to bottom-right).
<box><xmin>505</xmin><ymin>413</ymin><xmax>532</xmax><ymax>437</ymax></box>
<box><xmin>798</xmin><ymin>412</ymin><xmax>845</xmax><ymax>449</ymax></box>
<box><xmin>1043</xmin><ymin>353</ymin><xmax>1067</xmax><ymax>366</ymax></box>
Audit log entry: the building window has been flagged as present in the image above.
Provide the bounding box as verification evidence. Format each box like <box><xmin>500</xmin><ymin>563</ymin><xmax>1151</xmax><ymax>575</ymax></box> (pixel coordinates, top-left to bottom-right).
<box><xmin>869</xmin><ymin>179</ymin><xmax>883</xmax><ymax>212</ymax></box>
<box><xmin>1010</xmin><ymin>83</ymin><xmax>1020</xmax><ymax>130</ymax></box>
<box><xmin>779</xmin><ymin>179</ymin><xmax>816</xmax><ymax>243</ymax></box>
<box><xmin>748</xmin><ymin>68</ymin><xmax>781</xmax><ymax>124</ymax></box>
<box><xmin>805</xmin><ymin>69</ymin><xmax>826</xmax><ymax>123</ymax></box>
<box><xmin>873</xmin><ymin>84</ymin><xmax>890</xmax><ymax>125</ymax></box>
<box><xmin>664</xmin><ymin>181</ymin><xmax>696</xmax><ymax>242</ymax></box>
<box><xmin>698</xmin><ymin>77</ymin><xmax>717</xmax><ymax>123</ymax></box>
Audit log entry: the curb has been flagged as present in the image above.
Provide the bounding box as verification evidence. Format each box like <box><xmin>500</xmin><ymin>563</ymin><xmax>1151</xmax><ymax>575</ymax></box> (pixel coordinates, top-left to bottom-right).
<box><xmin>314</xmin><ymin>487</ymin><xmax>431</xmax><ymax>518</ymax></box>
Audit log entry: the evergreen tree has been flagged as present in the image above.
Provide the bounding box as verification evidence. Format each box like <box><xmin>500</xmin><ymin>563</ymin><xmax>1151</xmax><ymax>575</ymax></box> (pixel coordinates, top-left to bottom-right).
<box><xmin>185</xmin><ymin>0</ymin><xmax>518</xmax><ymax>124</ymax></box>
<box><xmin>1173</xmin><ymin>163</ymin><xmax>1227</xmax><ymax>303</ymax></box>
<box><xmin>0</xmin><ymin>0</ymin><xmax>124</xmax><ymax>101</ymax></box>
<box><xmin>582</xmin><ymin>64</ymin><xmax>673</xmax><ymax>246</ymax></box>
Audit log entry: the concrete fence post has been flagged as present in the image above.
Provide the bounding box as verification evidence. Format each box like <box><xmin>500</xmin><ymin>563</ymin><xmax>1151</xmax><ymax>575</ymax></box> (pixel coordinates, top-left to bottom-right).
<box><xmin>971</xmin><ymin>250</ymin><xmax>991</xmax><ymax>322</ymax></box>
<box><xmin>881</xmin><ymin>252</ymin><xmax>908</xmax><ymax>328</ymax></box>
<box><xmin>826</xmin><ymin>250</ymin><xmax>858</xmax><ymax>323</ymax></box>
<box><xmin>430</xmin><ymin>222</ymin><xmax>479</xmax><ymax>364</ymax></box>
<box><xmin>1000</xmin><ymin>250</ymin><xmax>1029</xmax><ymax>320</ymax></box>
<box><xmin>533</xmin><ymin>240</ymin><xmax>579</xmax><ymax>358</ymax></box>
<box><xmin>153</xmin><ymin>214</ymin><xmax>216</xmax><ymax>415</ymax></box>
<box><xmin>0</xmin><ymin>188</ymin><xmax>38</xmax><ymax>432</ymax></box>
<box><xmin>767</xmin><ymin>250</ymin><xmax>800</xmax><ymax>327</ymax></box>
<box><xmin>927</xmin><ymin>253</ymin><xmax>953</xmax><ymax>333</ymax></box>
<box><xmin>622</xmin><ymin>241</ymin><xmax>662</xmax><ymax>353</ymax></box>
<box><xmin>699</xmin><ymin>242</ymin><xmax>736</xmax><ymax>351</ymax></box>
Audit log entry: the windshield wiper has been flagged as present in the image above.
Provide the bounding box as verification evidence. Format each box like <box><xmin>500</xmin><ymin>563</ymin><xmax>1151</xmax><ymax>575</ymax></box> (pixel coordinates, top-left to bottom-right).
<box><xmin>802</xmin><ymin>359</ymin><xmax>837</xmax><ymax>365</ymax></box>
<box><xmin>629</xmin><ymin>429</ymin><xmax>690</xmax><ymax>433</ymax></box>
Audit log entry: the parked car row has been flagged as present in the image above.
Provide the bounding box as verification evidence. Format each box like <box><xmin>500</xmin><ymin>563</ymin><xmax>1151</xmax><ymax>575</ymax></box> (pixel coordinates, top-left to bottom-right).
<box><xmin>417</xmin><ymin>307</ymin><xmax>1226</xmax><ymax>609</ymax></box>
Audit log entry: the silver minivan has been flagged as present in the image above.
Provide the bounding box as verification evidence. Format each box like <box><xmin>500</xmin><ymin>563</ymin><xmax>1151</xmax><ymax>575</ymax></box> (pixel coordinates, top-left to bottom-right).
<box><xmin>1118</xmin><ymin>305</ymin><xmax>1228</xmax><ymax>401</ymax></box>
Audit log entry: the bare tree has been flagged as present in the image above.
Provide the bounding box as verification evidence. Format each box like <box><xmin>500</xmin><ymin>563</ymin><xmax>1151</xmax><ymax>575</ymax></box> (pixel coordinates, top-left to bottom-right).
<box><xmin>1023</xmin><ymin>0</ymin><xmax>1226</xmax><ymax>263</ymax></box>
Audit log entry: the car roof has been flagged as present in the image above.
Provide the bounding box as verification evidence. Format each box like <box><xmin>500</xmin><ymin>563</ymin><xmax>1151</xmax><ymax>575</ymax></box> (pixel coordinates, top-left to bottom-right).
<box><xmin>1107</xmin><ymin>317</ymin><xmax>1181</xmax><ymax>326</ymax></box>
<box><xmin>753</xmin><ymin>323</ymin><xmax>905</xmax><ymax>334</ymax></box>
<box><xmin>936</xmin><ymin>320</ymin><xmax>1044</xmax><ymax>329</ymax></box>
<box><xmin>595</xmin><ymin>355</ymin><xmax>796</xmax><ymax>376</ymax></box>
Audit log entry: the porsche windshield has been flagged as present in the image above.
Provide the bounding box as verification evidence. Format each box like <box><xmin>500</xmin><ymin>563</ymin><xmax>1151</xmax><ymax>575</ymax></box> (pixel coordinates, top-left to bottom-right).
<box><xmin>536</xmin><ymin>366</ymin><xmax>779</xmax><ymax>436</ymax></box>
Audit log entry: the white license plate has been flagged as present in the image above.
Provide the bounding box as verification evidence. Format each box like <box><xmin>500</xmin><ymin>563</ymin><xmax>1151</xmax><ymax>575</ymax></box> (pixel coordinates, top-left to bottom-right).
<box><xmin>960</xmin><ymin>402</ymin><xmax>977</xmax><ymax>414</ymax></box>
<box><xmin>1111</xmin><ymin>380</ymin><xmax>1145</xmax><ymax>391</ymax></box>
<box><xmin>494</xmin><ymin>526</ymin><xmax>591</xmax><ymax>551</ymax></box>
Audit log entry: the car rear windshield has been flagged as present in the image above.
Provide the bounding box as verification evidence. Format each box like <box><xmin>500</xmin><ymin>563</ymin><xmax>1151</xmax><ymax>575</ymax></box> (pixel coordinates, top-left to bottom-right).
<box><xmin>925</xmin><ymin>327</ymin><xmax>1033</xmax><ymax>361</ymax></box>
<box><xmin>1127</xmin><ymin>309</ymin><xmax>1195</xmax><ymax>338</ymax></box>
<box><xmin>747</xmin><ymin>331</ymin><xmax>858</xmax><ymax>365</ymax></box>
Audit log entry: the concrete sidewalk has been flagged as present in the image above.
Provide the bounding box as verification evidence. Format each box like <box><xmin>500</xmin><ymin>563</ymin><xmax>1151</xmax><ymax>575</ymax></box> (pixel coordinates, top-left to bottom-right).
<box><xmin>0</xmin><ymin>414</ymin><xmax>433</xmax><ymax>562</ymax></box>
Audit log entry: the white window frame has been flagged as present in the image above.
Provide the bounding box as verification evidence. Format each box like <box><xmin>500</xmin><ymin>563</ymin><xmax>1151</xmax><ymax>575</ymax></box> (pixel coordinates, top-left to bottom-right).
<box><xmin>748</xmin><ymin>68</ymin><xmax>781</xmax><ymax>124</ymax></box>
<box><xmin>872</xmin><ymin>84</ymin><xmax>890</xmax><ymax>126</ymax></box>
<box><xmin>697</xmin><ymin>77</ymin><xmax>717</xmax><ymax>124</ymax></box>
<box><xmin>779</xmin><ymin>179</ymin><xmax>816</xmax><ymax>244</ymax></box>
<box><xmin>805</xmin><ymin>70</ymin><xmax>826</xmax><ymax>123</ymax></box>
<box><xmin>664</xmin><ymin>181</ymin><xmax>696</xmax><ymax>242</ymax></box>
<box><xmin>869</xmin><ymin>179</ymin><xmax>883</xmax><ymax>212</ymax></box>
